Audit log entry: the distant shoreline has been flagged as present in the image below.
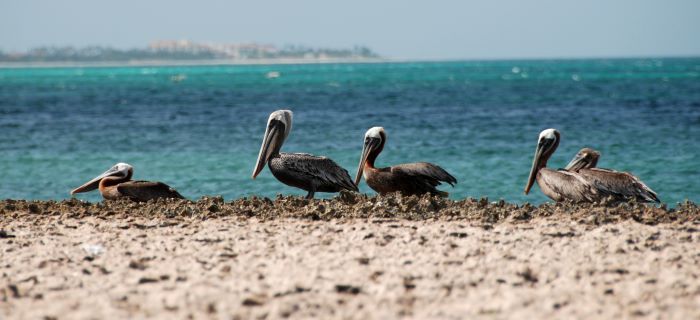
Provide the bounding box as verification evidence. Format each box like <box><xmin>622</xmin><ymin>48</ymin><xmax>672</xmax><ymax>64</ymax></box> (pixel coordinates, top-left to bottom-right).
<box><xmin>2</xmin><ymin>55</ymin><xmax>699</xmax><ymax>69</ymax></box>
<box><xmin>0</xmin><ymin>57</ymin><xmax>388</xmax><ymax>69</ymax></box>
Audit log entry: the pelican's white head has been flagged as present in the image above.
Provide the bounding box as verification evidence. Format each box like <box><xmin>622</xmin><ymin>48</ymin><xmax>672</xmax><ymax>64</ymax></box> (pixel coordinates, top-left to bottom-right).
<box><xmin>113</xmin><ymin>163</ymin><xmax>133</xmax><ymax>175</ymax></box>
<box><xmin>539</xmin><ymin>128</ymin><xmax>558</xmax><ymax>141</ymax></box>
<box><xmin>267</xmin><ymin>109</ymin><xmax>293</xmax><ymax>139</ymax></box>
<box><xmin>364</xmin><ymin>126</ymin><xmax>385</xmax><ymax>140</ymax></box>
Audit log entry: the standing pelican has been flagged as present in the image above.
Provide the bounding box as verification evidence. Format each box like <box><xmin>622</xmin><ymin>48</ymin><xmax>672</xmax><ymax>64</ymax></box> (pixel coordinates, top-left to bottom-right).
<box><xmin>251</xmin><ymin>110</ymin><xmax>357</xmax><ymax>199</ymax></box>
<box><xmin>71</xmin><ymin>163</ymin><xmax>184</xmax><ymax>201</ymax></box>
<box><xmin>355</xmin><ymin>127</ymin><xmax>457</xmax><ymax>196</ymax></box>
<box><xmin>564</xmin><ymin>148</ymin><xmax>660</xmax><ymax>203</ymax></box>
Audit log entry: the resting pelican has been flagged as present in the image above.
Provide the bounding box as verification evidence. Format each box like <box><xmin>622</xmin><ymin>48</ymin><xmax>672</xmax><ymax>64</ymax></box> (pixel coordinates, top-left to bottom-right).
<box><xmin>355</xmin><ymin>127</ymin><xmax>457</xmax><ymax>196</ymax></box>
<box><xmin>564</xmin><ymin>148</ymin><xmax>600</xmax><ymax>171</ymax></box>
<box><xmin>564</xmin><ymin>148</ymin><xmax>660</xmax><ymax>203</ymax></box>
<box><xmin>252</xmin><ymin>110</ymin><xmax>357</xmax><ymax>199</ymax></box>
<box><xmin>71</xmin><ymin>163</ymin><xmax>184</xmax><ymax>201</ymax></box>
<box><xmin>524</xmin><ymin>129</ymin><xmax>610</xmax><ymax>202</ymax></box>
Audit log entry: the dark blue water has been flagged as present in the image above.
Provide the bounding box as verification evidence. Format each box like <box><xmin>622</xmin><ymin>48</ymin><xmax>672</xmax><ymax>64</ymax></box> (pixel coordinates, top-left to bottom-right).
<box><xmin>0</xmin><ymin>59</ymin><xmax>698</xmax><ymax>204</ymax></box>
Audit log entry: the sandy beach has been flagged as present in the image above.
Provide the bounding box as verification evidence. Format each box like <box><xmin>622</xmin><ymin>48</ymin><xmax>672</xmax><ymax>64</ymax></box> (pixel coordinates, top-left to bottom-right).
<box><xmin>1</xmin><ymin>194</ymin><xmax>699</xmax><ymax>319</ymax></box>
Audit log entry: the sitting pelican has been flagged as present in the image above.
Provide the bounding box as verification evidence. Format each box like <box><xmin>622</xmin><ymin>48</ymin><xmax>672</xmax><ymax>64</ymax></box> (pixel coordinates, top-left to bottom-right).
<box><xmin>564</xmin><ymin>147</ymin><xmax>660</xmax><ymax>203</ymax></box>
<box><xmin>71</xmin><ymin>163</ymin><xmax>184</xmax><ymax>201</ymax></box>
<box><xmin>524</xmin><ymin>129</ymin><xmax>606</xmax><ymax>202</ymax></box>
<box><xmin>565</xmin><ymin>148</ymin><xmax>600</xmax><ymax>171</ymax></box>
<box><xmin>355</xmin><ymin>127</ymin><xmax>457</xmax><ymax>196</ymax></box>
<box><xmin>251</xmin><ymin>110</ymin><xmax>357</xmax><ymax>199</ymax></box>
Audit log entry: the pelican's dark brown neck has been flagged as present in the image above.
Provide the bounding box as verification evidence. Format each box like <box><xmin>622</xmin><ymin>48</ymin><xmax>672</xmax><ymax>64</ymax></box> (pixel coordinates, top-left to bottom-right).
<box><xmin>98</xmin><ymin>173</ymin><xmax>131</xmax><ymax>193</ymax></box>
<box><xmin>587</xmin><ymin>155</ymin><xmax>599</xmax><ymax>168</ymax></box>
<box><xmin>269</xmin><ymin>120</ymin><xmax>287</xmax><ymax>158</ymax></box>
<box><xmin>366</xmin><ymin>132</ymin><xmax>386</xmax><ymax>168</ymax></box>
<box><xmin>539</xmin><ymin>134</ymin><xmax>560</xmax><ymax>170</ymax></box>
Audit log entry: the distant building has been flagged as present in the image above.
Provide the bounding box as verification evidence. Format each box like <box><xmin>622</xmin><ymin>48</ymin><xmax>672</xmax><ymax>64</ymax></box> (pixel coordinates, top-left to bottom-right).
<box><xmin>148</xmin><ymin>40</ymin><xmax>279</xmax><ymax>59</ymax></box>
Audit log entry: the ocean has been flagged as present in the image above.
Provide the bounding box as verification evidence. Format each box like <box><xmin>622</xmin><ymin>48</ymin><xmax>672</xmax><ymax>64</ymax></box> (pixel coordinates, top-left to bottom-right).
<box><xmin>0</xmin><ymin>59</ymin><xmax>698</xmax><ymax>204</ymax></box>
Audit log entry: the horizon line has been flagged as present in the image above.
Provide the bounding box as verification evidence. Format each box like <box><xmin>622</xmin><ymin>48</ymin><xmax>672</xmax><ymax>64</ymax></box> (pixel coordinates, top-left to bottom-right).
<box><xmin>1</xmin><ymin>54</ymin><xmax>699</xmax><ymax>70</ymax></box>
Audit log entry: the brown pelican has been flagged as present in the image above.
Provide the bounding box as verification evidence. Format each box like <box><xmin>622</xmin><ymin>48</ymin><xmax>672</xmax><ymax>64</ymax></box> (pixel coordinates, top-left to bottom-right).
<box><xmin>71</xmin><ymin>163</ymin><xmax>184</xmax><ymax>202</ymax></box>
<box><xmin>524</xmin><ymin>129</ymin><xmax>608</xmax><ymax>202</ymax></box>
<box><xmin>355</xmin><ymin>127</ymin><xmax>456</xmax><ymax>196</ymax></box>
<box><xmin>564</xmin><ymin>148</ymin><xmax>600</xmax><ymax>171</ymax></box>
<box><xmin>525</xmin><ymin>129</ymin><xmax>660</xmax><ymax>203</ymax></box>
<box><xmin>564</xmin><ymin>148</ymin><xmax>660</xmax><ymax>203</ymax></box>
<box><xmin>251</xmin><ymin>110</ymin><xmax>358</xmax><ymax>199</ymax></box>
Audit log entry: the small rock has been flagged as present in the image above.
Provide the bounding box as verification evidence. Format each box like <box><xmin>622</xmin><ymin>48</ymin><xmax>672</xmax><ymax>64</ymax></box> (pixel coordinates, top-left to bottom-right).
<box><xmin>138</xmin><ymin>277</ymin><xmax>159</xmax><ymax>284</ymax></box>
<box><xmin>242</xmin><ymin>296</ymin><xmax>265</xmax><ymax>306</ymax></box>
<box><xmin>335</xmin><ymin>284</ymin><xmax>361</xmax><ymax>295</ymax></box>
<box><xmin>129</xmin><ymin>260</ymin><xmax>148</xmax><ymax>270</ymax></box>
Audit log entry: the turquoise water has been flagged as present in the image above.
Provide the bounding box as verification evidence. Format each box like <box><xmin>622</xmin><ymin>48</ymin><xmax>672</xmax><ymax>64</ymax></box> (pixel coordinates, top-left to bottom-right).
<box><xmin>0</xmin><ymin>59</ymin><xmax>698</xmax><ymax>204</ymax></box>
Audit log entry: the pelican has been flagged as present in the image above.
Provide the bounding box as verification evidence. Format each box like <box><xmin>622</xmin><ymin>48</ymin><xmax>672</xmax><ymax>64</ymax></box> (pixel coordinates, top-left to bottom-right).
<box><xmin>524</xmin><ymin>129</ymin><xmax>610</xmax><ymax>202</ymax></box>
<box><xmin>251</xmin><ymin>110</ymin><xmax>358</xmax><ymax>199</ymax></box>
<box><xmin>564</xmin><ymin>148</ymin><xmax>600</xmax><ymax>171</ymax></box>
<box><xmin>564</xmin><ymin>147</ymin><xmax>660</xmax><ymax>203</ymax></box>
<box><xmin>71</xmin><ymin>163</ymin><xmax>184</xmax><ymax>202</ymax></box>
<box><xmin>355</xmin><ymin>127</ymin><xmax>457</xmax><ymax>196</ymax></box>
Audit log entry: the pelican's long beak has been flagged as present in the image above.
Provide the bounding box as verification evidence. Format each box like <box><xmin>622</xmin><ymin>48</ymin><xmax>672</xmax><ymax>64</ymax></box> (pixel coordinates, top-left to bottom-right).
<box><xmin>524</xmin><ymin>141</ymin><xmax>547</xmax><ymax>195</ymax></box>
<box><xmin>355</xmin><ymin>137</ymin><xmax>380</xmax><ymax>186</ymax></box>
<box><xmin>564</xmin><ymin>153</ymin><xmax>586</xmax><ymax>171</ymax></box>
<box><xmin>70</xmin><ymin>166</ymin><xmax>122</xmax><ymax>195</ymax></box>
<box><xmin>252</xmin><ymin>120</ymin><xmax>285</xmax><ymax>179</ymax></box>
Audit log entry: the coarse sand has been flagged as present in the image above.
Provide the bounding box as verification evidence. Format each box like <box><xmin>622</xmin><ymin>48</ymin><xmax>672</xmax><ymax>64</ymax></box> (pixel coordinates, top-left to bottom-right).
<box><xmin>1</xmin><ymin>193</ymin><xmax>699</xmax><ymax>319</ymax></box>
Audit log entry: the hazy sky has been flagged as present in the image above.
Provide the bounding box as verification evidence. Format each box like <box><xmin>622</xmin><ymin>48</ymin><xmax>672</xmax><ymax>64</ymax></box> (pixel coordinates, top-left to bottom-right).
<box><xmin>1</xmin><ymin>0</ymin><xmax>699</xmax><ymax>60</ymax></box>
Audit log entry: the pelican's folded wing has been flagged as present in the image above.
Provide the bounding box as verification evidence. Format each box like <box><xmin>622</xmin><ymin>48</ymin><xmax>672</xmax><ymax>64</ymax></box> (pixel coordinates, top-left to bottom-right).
<box><xmin>282</xmin><ymin>153</ymin><xmax>358</xmax><ymax>192</ymax></box>
<box><xmin>387</xmin><ymin>162</ymin><xmax>457</xmax><ymax>196</ymax></box>
<box><xmin>578</xmin><ymin>168</ymin><xmax>659</xmax><ymax>203</ymax></box>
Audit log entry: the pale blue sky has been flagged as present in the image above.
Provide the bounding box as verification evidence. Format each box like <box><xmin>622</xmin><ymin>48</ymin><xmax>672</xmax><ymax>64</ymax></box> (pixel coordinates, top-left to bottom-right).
<box><xmin>1</xmin><ymin>0</ymin><xmax>699</xmax><ymax>59</ymax></box>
